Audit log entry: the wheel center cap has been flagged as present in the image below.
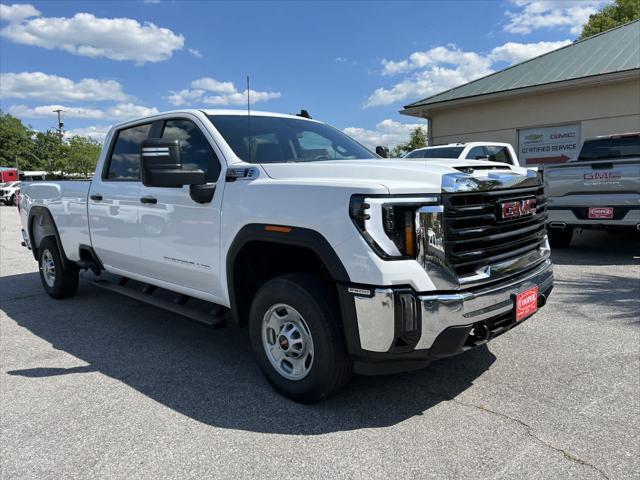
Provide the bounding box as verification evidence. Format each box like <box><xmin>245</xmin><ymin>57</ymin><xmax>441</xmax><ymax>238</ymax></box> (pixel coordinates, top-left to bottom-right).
<box><xmin>278</xmin><ymin>335</ymin><xmax>289</xmax><ymax>350</ymax></box>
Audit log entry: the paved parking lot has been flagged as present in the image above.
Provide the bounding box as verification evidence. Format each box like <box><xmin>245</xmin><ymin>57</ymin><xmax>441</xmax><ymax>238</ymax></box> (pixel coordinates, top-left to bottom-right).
<box><xmin>1</xmin><ymin>205</ymin><xmax>638</xmax><ymax>480</ymax></box>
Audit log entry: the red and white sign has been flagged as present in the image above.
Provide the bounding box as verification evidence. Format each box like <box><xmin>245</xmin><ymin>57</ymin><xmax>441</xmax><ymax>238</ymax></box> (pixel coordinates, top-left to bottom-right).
<box><xmin>515</xmin><ymin>286</ymin><xmax>538</xmax><ymax>321</ymax></box>
<box><xmin>588</xmin><ymin>207</ymin><xmax>614</xmax><ymax>219</ymax></box>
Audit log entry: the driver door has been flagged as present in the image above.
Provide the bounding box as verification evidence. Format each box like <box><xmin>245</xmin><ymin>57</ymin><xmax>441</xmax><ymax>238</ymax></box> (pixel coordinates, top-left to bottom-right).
<box><xmin>136</xmin><ymin>116</ymin><xmax>225</xmax><ymax>301</ymax></box>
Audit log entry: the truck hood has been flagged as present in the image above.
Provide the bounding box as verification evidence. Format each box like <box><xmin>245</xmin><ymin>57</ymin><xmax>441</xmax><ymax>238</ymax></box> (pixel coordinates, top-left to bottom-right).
<box><xmin>260</xmin><ymin>159</ymin><xmax>522</xmax><ymax>194</ymax></box>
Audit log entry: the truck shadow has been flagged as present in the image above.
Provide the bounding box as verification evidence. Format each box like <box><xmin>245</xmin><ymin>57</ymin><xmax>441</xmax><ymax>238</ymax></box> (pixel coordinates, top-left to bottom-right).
<box><xmin>2</xmin><ymin>272</ymin><xmax>495</xmax><ymax>435</ymax></box>
<box><xmin>552</xmin><ymin>273</ymin><xmax>640</xmax><ymax>324</ymax></box>
<box><xmin>550</xmin><ymin>229</ymin><xmax>640</xmax><ymax>266</ymax></box>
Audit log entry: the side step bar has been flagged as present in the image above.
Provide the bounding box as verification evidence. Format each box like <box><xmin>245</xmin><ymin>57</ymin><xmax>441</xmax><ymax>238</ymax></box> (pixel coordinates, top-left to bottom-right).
<box><xmin>93</xmin><ymin>279</ymin><xmax>226</xmax><ymax>328</ymax></box>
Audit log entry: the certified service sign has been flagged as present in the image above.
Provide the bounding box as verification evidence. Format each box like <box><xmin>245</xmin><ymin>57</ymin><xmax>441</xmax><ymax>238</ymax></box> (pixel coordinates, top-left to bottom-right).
<box><xmin>518</xmin><ymin>124</ymin><xmax>581</xmax><ymax>166</ymax></box>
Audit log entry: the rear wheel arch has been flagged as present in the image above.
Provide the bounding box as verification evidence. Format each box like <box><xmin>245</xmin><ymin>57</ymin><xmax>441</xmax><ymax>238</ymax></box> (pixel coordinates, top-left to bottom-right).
<box><xmin>28</xmin><ymin>206</ymin><xmax>70</xmax><ymax>268</ymax></box>
<box><xmin>226</xmin><ymin>224</ymin><xmax>350</xmax><ymax>327</ymax></box>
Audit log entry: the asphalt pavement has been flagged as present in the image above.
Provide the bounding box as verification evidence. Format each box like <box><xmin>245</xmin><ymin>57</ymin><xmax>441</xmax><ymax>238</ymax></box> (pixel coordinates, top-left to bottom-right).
<box><xmin>1</xmin><ymin>206</ymin><xmax>638</xmax><ymax>480</ymax></box>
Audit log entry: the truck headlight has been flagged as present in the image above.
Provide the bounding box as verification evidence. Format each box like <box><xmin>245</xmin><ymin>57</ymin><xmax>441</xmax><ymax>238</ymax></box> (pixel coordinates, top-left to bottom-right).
<box><xmin>350</xmin><ymin>195</ymin><xmax>439</xmax><ymax>259</ymax></box>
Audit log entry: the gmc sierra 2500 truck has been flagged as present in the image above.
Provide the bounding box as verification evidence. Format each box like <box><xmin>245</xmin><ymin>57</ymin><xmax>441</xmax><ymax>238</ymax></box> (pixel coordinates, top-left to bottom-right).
<box><xmin>19</xmin><ymin>110</ymin><xmax>553</xmax><ymax>402</ymax></box>
<box><xmin>545</xmin><ymin>132</ymin><xmax>640</xmax><ymax>247</ymax></box>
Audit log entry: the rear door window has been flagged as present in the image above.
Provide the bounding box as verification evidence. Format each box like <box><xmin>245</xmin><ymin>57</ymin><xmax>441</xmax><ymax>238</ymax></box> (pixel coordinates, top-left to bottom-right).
<box><xmin>105</xmin><ymin>123</ymin><xmax>152</xmax><ymax>180</ymax></box>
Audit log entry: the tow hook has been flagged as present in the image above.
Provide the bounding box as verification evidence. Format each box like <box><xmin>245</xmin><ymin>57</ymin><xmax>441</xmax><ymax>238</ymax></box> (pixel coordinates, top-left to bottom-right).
<box><xmin>469</xmin><ymin>323</ymin><xmax>490</xmax><ymax>343</ymax></box>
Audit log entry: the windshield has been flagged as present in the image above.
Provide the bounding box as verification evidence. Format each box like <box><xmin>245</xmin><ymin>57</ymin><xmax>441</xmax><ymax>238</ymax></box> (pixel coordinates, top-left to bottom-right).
<box><xmin>207</xmin><ymin>115</ymin><xmax>375</xmax><ymax>163</ymax></box>
<box><xmin>404</xmin><ymin>147</ymin><xmax>464</xmax><ymax>159</ymax></box>
<box><xmin>578</xmin><ymin>136</ymin><xmax>640</xmax><ymax>161</ymax></box>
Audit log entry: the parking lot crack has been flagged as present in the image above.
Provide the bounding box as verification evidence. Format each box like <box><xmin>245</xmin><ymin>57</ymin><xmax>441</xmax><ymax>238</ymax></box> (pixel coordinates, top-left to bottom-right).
<box><xmin>452</xmin><ymin>399</ymin><xmax>610</xmax><ymax>480</ymax></box>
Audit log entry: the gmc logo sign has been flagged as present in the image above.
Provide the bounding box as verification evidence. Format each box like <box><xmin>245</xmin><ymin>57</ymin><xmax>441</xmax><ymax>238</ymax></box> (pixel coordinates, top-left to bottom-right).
<box><xmin>501</xmin><ymin>199</ymin><xmax>537</xmax><ymax>220</ymax></box>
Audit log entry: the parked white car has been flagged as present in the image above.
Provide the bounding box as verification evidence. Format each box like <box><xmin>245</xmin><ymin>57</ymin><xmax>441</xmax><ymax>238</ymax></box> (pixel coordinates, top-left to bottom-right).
<box><xmin>405</xmin><ymin>142</ymin><xmax>520</xmax><ymax>167</ymax></box>
<box><xmin>18</xmin><ymin>109</ymin><xmax>552</xmax><ymax>402</ymax></box>
<box><xmin>1</xmin><ymin>181</ymin><xmax>21</xmax><ymax>205</ymax></box>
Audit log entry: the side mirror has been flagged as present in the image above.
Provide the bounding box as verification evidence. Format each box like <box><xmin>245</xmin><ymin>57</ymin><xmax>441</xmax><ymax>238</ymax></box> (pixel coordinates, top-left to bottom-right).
<box><xmin>375</xmin><ymin>145</ymin><xmax>389</xmax><ymax>158</ymax></box>
<box><xmin>140</xmin><ymin>138</ymin><xmax>206</xmax><ymax>188</ymax></box>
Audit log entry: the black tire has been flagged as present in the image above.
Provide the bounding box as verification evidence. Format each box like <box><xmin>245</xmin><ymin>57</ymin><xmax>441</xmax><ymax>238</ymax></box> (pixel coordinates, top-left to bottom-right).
<box><xmin>8</xmin><ymin>194</ymin><xmax>15</xmax><ymax>206</ymax></box>
<box><xmin>249</xmin><ymin>274</ymin><xmax>352</xmax><ymax>403</ymax></box>
<box><xmin>549</xmin><ymin>227</ymin><xmax>573</xmax><ymax>248</ymax></box>
<box><xmin>38</xmin><ymin>236</ymin><xmax>79</xmax><ymax>299</ymax></box>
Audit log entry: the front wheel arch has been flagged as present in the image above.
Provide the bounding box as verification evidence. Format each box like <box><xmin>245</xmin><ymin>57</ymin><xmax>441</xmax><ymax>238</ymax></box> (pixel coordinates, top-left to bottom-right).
<box><xmin>226</xmin><ymin>224</ymin><xmax>350</xmax><ymax>327</ymax></box>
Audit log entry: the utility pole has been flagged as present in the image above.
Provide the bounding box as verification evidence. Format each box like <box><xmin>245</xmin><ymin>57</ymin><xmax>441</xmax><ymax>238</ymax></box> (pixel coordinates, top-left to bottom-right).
<box><xmin>53</xmin><ymin>108</ymin><xmax>65</xmax><ymax>139</ymax></box>
<box><xmin>52</xmin><ymin>109</ymin><xmax>65</xmax><ymax>177</ymax></box>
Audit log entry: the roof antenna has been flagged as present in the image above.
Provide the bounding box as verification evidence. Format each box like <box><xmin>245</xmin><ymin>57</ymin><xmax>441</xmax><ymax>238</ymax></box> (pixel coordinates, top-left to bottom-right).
<box><xmin>247</xmin><ymin>75</ymin><xmax>253</xmax><ymax>163</ymax></box>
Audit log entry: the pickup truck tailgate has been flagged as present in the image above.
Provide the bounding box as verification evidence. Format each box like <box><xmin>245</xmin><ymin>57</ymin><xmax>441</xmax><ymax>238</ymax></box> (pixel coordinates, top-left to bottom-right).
<box><xmin>545</xmin><ymin>158</ymin><xmax>640</xmax><ymax>197</ymax></box>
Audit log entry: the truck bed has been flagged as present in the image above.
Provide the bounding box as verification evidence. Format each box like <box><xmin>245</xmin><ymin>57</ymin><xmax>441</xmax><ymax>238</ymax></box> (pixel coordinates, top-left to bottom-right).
<box><xmin>19</xmin><ymin>181</ymin><xmax>92</xmax><ymax>262</ymax></box>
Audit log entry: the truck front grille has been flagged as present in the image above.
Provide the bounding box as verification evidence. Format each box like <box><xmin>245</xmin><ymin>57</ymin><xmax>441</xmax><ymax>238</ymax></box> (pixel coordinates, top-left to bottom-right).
<box><xmin>442</xmin><ymin>186</ymin><xmax>547</xmax><ymax>277</ymax></box>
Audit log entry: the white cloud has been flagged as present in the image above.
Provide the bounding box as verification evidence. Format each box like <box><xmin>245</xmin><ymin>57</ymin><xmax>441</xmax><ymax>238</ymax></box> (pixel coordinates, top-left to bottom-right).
<box><xmin>504</xmin><ymin>0</ymin><xmax>607</xmax><ymax>35</ymax></box>
<box><xmin>9</xmin><ymin>104</ymin><xmax>105</xmax><ymax>119</ymax></box>
<box><xmin>166</xmin><ymin>77</ymin><xmax>281</xmax><ymax>106</ymax></box>
<box><xmin>188</xmin><ymin>48</ymin><xmax>203</xmax><ymax>58</ymax></box>
<box><xmin>1</xmin><ymin>8</ymin><xmax>184</xmax><ymax>63</ymax></box>
<box><xmin>64</xmin><ymin>125</ymin><xmax>112</xmax><ymax>142</ymax></box>
<box><xmin>143</xmin><ymin>0</ymin><xmax>161</xmax><ymax>4</ymax></box>
<box><xmin>105</xmin><ymin>103</ymin><xmax>159</xmax><ymax>120</ymax></box>
<box><xmin>9</xmin><ymin>102</ymin><xmax>159</xmax><ymax>120</ymax></box>
<box><xmin>0</xmin><ymin>3</ymin><xmax>40</xmax><ymax>23</ymax></box>
<box><xmin>0</xmin><ymin>72</ymin><xmax>129</xmax><ymax>102</ymax></box>
<box><xmin>489</xmin><ymin>39</ymin><xmax>572</xmax><ymax>64</ymax></box>
<box><xmin>343</xmin><ymin>119</ymin><xmax>427</xmax><ymax>149</ymax></box>
<box><xmin>366</xmin><ymin>40</ymin><xmax>569</xmax><ymax>107</ymax></box>
<box><xmin>190</xmin><ymin>77</ymin><xmax>235</xmax><ymax>93</ymax></box>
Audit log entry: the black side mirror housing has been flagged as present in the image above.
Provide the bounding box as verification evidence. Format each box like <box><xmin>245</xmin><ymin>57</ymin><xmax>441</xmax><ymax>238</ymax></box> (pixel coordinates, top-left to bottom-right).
<box><xmin>375</xmin><ymin>146</ymin><xmax>389</xmax><ymax>158</ymax></box>
<box><xmin>141</xmin><ymin>138</ymin><xmax>206</xmax><ymax>188</ymax></box>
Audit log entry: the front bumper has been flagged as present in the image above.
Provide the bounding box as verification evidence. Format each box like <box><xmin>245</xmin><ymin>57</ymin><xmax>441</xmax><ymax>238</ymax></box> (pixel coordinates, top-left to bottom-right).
<box><xmin>339</xmin><ymin>259</ymin><xmax>553</xmax><ymax>375</ymax></box>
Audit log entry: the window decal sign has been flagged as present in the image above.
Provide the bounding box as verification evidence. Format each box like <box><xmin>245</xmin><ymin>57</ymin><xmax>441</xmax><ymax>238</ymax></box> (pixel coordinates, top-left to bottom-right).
<box><xmin>518</xmin><ymin>124</ymin><xmax>581</xmax><ymax>166</ymax></box>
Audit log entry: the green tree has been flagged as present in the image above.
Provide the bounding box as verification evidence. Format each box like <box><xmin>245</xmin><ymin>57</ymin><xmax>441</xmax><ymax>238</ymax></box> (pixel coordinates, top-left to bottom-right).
<box><xmin>32</xmin><ymin>131</ymin><xmax>69</xmax><ymax>177</ymax></box>
<box><xmin>0</xmin><ymin>110</ymin><xmax>37</xmax><ymax>170</ymax></box>
<box><xmin>392</xmin><ymin>126</ymin><xmax>428</xmax><ymax>157</ymax></box>
<box><xmin>66</xmin><ymin>135</ymin><xmax>102</xmax><ymax>178</ymax></box>
<box><xmin>580</xmin><ymin>0</ymin><xmax>640</xmax><ymax>39</ymax></box>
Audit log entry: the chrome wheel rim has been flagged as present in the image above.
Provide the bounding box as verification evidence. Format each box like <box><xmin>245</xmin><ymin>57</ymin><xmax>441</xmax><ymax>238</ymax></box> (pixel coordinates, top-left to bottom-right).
<box><xmin>261</xmin><ymin>303</ymin><xmax>314</xmax><ymax>381</ymax></box>
<box><xmin>41</xmin><ymin>249</ymin><xmax>56</xmax><ymax>287</ymax></box>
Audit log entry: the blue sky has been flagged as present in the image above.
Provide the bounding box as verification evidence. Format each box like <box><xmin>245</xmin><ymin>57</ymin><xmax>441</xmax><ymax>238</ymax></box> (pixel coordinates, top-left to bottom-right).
<box><xmin>0</xmin><ymin>0</ymin><xmax>606</xmax><ymax>147</ymax></box>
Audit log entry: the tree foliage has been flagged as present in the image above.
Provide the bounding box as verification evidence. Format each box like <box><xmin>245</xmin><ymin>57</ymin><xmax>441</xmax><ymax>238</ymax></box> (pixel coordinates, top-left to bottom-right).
<box><xmin>392</xmin><ymin>126</ymin><xmax>428</xmax><ymax>157</ymax></box>
<box><xmin>580</xmin><ymin>0</ymin><xmax>640</xmax><ymax>39</ymax></box>
<box><xmin>66</xmin><ymin>135</ymin><xmax>102</xmax><ymax>178</ymax></box>
<box><xmin>0</xmin><ymin>110</ymin><xmax>102</xmax><ymax>177</ymax></box>
<box><xmin>0</xmin><ymin>111</ymin><xmax>35</xmax><ymax>170</ymax></box>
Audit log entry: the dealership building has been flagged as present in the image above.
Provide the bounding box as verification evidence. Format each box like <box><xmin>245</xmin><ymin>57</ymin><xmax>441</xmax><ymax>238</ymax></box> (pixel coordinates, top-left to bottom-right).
<box><xmin>401</xmin><ymin>20</ymin><xmax>640</xmax><ymax>166</ymax></box>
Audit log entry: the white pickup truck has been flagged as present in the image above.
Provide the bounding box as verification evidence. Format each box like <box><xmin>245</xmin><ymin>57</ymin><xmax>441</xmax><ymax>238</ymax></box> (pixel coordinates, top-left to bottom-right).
<box><xmin>19</xmin><ymin>109</ymin><xmax>553</xmax><ymax>402</ymax></box>
<box><xmin>404</xmin><ymin>142</ymin><xmax>520</xmax><ymax>167</ymax></box>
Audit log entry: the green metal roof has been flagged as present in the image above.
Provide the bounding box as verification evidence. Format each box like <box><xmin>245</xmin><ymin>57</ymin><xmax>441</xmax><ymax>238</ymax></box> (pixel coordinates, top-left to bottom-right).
<box><xmin>403</xmin><ymin>20</ymin><xmax>640</xmax><ymax>111</ymax></box>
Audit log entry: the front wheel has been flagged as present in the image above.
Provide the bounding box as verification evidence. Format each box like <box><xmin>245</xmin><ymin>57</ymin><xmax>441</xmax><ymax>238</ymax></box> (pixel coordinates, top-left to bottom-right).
<box><xmin>38</xmin><ymin>236</ymin><xmax>79</xmax><ymax>299</ymax></box>
<box><xmin>249</xmin><ymin>274</ymin><xmax>352</xmax><ymax>403</ymax></box>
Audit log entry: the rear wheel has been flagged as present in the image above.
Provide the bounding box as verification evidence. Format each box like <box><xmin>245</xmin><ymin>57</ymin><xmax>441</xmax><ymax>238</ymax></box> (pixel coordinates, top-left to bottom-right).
<box><xmin>249</xmin><ymin>274</ymin><xmax>352</xmax><ymax>403</ymax></box>
<box><xmin>38</xmin><ymin>236</ymin><xmax>79</xmax><ymax>299</ymax></box>
<box><xmin>549</xmin><ymin>227</ymin><xmax>573</xmax><ymax>248</ymax></box>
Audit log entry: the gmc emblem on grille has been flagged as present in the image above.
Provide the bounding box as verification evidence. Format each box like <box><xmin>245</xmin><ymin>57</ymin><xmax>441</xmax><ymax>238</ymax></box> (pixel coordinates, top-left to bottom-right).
<box><xmin>500</xmin><ymin>199</ymin><xmax>537</xmax><ymax>220</ymax></box>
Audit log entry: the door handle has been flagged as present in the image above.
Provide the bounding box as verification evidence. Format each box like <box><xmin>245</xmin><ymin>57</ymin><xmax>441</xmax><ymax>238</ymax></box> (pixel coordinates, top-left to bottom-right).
<box><xmin>90</xmin><ymin>194</ymin><xmax>103</xmax><ymax>201</ymax></box>
<box><xmin>140</xmin><ymin>196</ymin><xmax>157</xmax><ymax>204</ymax></box>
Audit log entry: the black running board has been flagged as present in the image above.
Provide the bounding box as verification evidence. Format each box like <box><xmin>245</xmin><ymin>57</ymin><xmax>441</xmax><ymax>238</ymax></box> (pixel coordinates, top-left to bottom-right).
<box><xmin>93</xmin><ymin>279</ymin><xmax>226</xmax><ymax>328</ymax></box>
